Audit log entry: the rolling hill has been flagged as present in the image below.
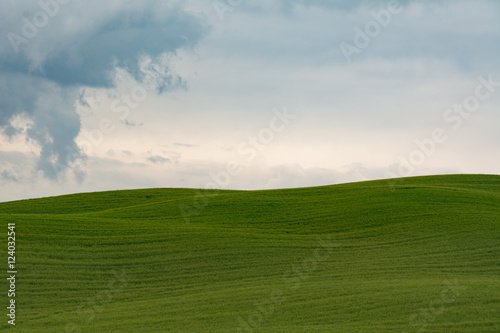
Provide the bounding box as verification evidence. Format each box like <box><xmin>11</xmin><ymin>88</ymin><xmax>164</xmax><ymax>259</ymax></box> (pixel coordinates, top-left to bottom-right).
<box><xmin>1</xmin><ymin>174</ymin><xmax>499</xmax><ymax>332</ymax></box>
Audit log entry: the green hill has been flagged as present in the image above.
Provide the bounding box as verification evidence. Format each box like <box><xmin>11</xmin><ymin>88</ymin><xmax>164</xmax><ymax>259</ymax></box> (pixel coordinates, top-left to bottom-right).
<box><xmin>1</xmin><ymin>174</ymin><xmax>499</xmax><ymax>332</ymax></box>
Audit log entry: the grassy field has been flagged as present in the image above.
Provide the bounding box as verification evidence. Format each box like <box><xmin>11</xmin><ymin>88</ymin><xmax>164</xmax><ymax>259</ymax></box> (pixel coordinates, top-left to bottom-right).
<box><xmin>1</xmin><ymin>174</ymin><xmax>499</xmax><ymax>332</ymax></box>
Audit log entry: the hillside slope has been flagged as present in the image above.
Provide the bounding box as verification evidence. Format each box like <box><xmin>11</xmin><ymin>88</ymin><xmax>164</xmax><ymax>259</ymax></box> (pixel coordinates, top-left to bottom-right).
<box><xmin>1</xmin><ymin>174</ymin><xmax>499</xmax><ymax>332</ymax></box>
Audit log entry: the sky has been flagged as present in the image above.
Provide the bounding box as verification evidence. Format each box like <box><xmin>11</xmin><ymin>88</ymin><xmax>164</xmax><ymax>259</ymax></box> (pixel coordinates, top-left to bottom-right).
<box><xmin>0</xmin><ymin>0</ymin><xmax>499</xmax><ymax>202</ymax></box>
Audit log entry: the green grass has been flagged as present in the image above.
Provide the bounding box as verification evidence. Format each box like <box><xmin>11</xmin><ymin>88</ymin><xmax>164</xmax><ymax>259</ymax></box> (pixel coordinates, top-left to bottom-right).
<box><xmin>1</xmin><ymin>174</ymin><xmax>499</xmax><ymax>332</ymax></box>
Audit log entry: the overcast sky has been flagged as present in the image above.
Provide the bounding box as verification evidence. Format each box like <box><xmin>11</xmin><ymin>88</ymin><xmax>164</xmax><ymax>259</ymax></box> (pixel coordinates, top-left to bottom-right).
<box><xmin>0</xmin><ymin>0</ymin><xmax>499</xmax><ymax>202</ymax></box>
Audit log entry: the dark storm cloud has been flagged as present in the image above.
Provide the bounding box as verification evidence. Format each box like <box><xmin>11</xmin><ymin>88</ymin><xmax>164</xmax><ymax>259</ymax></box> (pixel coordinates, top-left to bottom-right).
<box><xmin>0</xmin><ymin>0</ymin><xmax>208</xmax><ymax>181</ymax></box>
<box><xmin>1</xmin><ymin>1</ymin><xmax>207</xmax><ymax>88</ymax></box>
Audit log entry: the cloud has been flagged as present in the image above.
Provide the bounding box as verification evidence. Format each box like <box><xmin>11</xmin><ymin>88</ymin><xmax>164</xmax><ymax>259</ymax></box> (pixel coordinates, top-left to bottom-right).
<box><xmin>0</xmin><ymin>170</ymin><xmax>21</xmax><ymax>183</ymax></box>
<box><xmin>147</xmin><ymin>156</ymin><xmax>171</xmax><ymax>164</ymax></box>
<box><xmin>278</xmin><ymin>0</ymin><xmax>387</xmax><ymax>11</ymax></box>
<box><xmin>78</xmin><ymin>90</ymin><xmax>90</xmax><ymax>108</ymax></box>
<box><xmin>0</xmin><ymin>151</ymin><xmax>32</xmax><ymax>185</ymax></box>
<box><xmin>174</xmin><ymin>142</ymin><xmax>197</xmax><ymax>148</ymax></box>
<box><xmin>124</xmin><ymin>120</ymin><xmax>143</xmax><ymax>127</ymax></box>
<box><xmin>206</xmin><ymin>0</ymin><xmax>499</xmax><ymax>72</ymax></box>
<box><xmin>0</xmin><ymin>0</ymin><xmax>208</xmax><ymax>181</ymax></box>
